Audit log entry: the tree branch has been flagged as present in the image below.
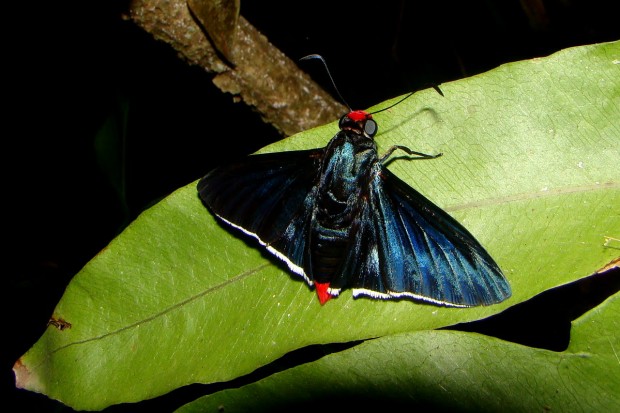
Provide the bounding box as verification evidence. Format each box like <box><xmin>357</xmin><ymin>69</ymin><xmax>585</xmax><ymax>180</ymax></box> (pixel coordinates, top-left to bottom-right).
<box><xmin>129</xmin><ymin>0</ymin><xmax>346</xmax><ymax>136</ymax></box>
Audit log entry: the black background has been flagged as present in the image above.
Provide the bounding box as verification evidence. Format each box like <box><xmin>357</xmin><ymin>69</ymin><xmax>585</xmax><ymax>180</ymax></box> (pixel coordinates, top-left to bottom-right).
<box><xmin>6</xmin><ymin>1</ymin><xmax>619</xmax><ymax>411</ymax></box>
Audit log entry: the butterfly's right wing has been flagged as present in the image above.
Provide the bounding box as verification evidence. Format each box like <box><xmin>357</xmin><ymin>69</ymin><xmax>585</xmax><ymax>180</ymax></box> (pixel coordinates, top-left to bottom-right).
<box><xmin>336</xmin><ymin>166</ymin><xmax>511</xmax><ymax>307</ymax></box>
<box><xmin>197</xmin><ymin>149</ymin><xmax>323</xmax><ymax>283</ymax></box>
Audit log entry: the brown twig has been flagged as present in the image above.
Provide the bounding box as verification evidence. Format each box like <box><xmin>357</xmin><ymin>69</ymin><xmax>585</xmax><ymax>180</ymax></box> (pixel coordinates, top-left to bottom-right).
<box><xmin>129</xmin><ymin>0</ymin><xmax>346</xmax><ymax>136</ymax></box>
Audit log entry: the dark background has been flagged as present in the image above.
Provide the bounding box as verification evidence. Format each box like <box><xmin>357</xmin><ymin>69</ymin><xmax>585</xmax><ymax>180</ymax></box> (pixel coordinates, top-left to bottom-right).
<box><xmin>6</xmin><ymin>1</ymin><xmax>619</xmax><ymax>411</ymax></box>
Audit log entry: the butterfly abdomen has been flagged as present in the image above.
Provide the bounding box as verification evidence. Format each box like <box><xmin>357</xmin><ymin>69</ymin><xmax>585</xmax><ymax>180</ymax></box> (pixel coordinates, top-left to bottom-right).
<box><xmin>308</xmin><ymin>131</ymin><xmax>378</xmax><ymax>285</ymax></box>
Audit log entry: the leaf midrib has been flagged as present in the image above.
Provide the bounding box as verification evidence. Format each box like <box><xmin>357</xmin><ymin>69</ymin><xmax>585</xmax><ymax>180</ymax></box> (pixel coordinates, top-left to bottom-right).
<box><xmin>42</xmin><ymin>263</ymin><xmax>270</xmax><ymax>358</ymax></box>
<box><xmin>446</xmin><ymin>181</ymin><xmax>619</xmax><ymax>212</ymax></box>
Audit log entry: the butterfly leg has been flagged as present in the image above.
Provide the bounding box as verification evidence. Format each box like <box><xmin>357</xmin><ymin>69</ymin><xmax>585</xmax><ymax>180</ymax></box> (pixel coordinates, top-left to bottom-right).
<box><xmin>379</xmin><ymin>145</ymin><xmax>443</xmax><ymax>163</ymax></box>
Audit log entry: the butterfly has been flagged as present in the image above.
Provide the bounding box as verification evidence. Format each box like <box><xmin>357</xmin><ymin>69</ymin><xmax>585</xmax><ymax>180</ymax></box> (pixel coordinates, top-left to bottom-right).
<box><xmin>197</xmin><ymin>92</ymin><xmax>511</xmax><ymax>307</ymax></box>
<box><xmin>200</xmin><ymin>51</ymin><xmax>510</xmax><ymax>308</ymax></box>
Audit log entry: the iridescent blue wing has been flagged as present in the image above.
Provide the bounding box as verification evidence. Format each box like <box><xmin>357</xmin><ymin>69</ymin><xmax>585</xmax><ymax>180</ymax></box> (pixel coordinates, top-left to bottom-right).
<box><xmin>338</xmin><ymin>166</ymin><xmax>511</xmax><ymax>307</ymax></box>
<box><xmin>197</xmin><ymin>149</ymin><xmax>323</xmax><ymax>282</ymax></box>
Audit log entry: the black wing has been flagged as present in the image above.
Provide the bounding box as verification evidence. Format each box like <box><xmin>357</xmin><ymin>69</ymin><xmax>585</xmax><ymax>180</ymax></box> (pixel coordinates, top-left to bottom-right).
<box><xmin>197</xmin><ymin>149</ymin><xmax>323</xmax><ymax>283</ymax></box>
<box><xmin>336</xmin><ymin>166</ymin><xmax>511</xmax><ymax>307</ymax></box>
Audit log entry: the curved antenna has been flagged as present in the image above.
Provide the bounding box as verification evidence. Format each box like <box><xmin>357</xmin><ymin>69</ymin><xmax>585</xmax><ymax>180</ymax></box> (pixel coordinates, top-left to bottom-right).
<box><xmin>300</xmin><ymin>54</ymin><xmax>352</xmax><ymax>111</ymax></box>
<box><xmin>301</xmin><ymin>54</ymin><xmax>444</xmax><ymax>115</ymax></box>
<box><xmin>370</xmin><ymin>85</ymin><xmax>444</xmax><ymax>115</ymax></box>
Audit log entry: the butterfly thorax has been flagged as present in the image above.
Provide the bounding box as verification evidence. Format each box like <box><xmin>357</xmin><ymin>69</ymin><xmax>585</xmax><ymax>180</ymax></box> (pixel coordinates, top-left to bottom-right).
<box><xmin>309</xmin><ymin>124</ymin><xmax>378</xmax><ymax>284</ymax></box>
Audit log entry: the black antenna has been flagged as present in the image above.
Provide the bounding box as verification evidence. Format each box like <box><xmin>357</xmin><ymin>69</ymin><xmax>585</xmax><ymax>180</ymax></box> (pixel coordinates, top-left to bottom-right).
<box><xmin>370</xmin><ymin>85</ymin><xmax>443</xmax><ymax>115</ymax></box>
<box><xmin>300</xmin><ymin>54</ymin><xmax>352</xmax><ymax>111</ymax></box>
<box><xmin>301</xmin><ymin>54</ymin><xmax>444</xmax><ymax>114</ymax></box>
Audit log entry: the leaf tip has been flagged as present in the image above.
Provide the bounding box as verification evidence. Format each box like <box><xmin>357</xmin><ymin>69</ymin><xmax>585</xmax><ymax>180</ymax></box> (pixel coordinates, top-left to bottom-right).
<box><xmin>13</xmin><ymin>357</ymin><xmax>44</xmax><ymax>393</ymax></box>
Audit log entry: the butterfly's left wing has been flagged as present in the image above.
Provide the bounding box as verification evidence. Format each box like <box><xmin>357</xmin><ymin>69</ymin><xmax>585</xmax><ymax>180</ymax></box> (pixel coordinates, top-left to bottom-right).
<box><xmin>337</xmin><ymin>166</ymin><xmax>511</xmax><ymax>307</ymax></box>
<box><xmin>198</xmin><ymin>149</ymin><xmax>323</xmax><ymax>282</ymax></box>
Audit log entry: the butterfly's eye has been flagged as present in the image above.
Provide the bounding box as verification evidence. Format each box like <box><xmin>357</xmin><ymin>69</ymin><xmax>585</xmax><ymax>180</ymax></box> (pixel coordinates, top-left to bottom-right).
<box><xmin>364</xmin><ymin>119</ymin><xmax>378</xmax><ymax>137</ymax></box>
<box><xmin>338</xmin><ymin>114</ymin><xmax>349</xmax><ymax>129</ymax></box>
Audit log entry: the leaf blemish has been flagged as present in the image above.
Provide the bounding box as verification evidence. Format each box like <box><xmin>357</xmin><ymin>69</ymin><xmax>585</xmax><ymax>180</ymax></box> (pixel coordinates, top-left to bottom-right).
<box><xmin>48</xmin><ymin>317</ymin><xmax>72</xmax><ymax>331</ymax></box>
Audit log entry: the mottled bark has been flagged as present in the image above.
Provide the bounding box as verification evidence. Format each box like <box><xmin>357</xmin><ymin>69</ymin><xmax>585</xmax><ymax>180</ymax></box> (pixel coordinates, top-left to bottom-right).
<box><xmin>130</xmin><ymin>0</ymin><xmax>346</xmax><ymax>136</ymax></box>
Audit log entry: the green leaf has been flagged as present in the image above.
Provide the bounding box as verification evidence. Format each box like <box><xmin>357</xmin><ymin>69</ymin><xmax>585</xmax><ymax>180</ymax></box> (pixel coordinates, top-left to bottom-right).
<box><xmin>14</xmin><ymin>41</ymin><xmax>620</xmax><ymax>410</ymax></box>
<box><xmin>177</xmin><ymin>290</ymin><xmax>620</xmax><ymax>412</ymax></box>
